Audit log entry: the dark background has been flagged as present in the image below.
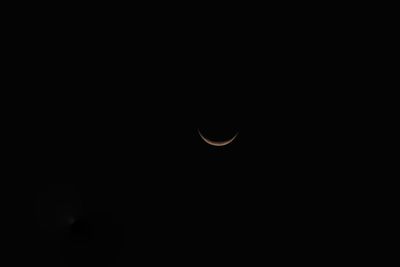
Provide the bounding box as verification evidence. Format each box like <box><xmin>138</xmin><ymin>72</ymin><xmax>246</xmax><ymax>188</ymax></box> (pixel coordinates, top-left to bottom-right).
<box><xmin>8</xmin><ymin>8</ymin><xmax>357</xmax><ymax>266</ymax></box>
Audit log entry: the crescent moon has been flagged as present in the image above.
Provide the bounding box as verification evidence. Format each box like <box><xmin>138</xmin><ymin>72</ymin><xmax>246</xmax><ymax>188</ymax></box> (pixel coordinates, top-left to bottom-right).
<box><xmin>198</xmin><ymin>130</ymin><xmax>238</xmax><ymax>147</ymax></box>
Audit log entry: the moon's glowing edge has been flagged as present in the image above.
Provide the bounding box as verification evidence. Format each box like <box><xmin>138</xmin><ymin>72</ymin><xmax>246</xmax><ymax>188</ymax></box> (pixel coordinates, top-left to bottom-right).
<box><xmin>198</xmin><ymin>130</ymin><xmax>238</xmax><ymax>147</ymax></box>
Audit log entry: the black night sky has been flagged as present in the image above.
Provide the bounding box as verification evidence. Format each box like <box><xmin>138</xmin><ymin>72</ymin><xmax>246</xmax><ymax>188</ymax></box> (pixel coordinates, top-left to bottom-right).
<box><xmin>11</xmin><ymin>8</ymin><xmax>352</xmax><ymax>266</ymax></box>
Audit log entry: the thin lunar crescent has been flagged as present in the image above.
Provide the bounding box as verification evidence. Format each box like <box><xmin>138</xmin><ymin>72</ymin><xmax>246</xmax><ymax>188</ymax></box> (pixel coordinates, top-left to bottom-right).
<box><xmin>198</xmin><ymin>130</ymin><xmax>238</xmax><ymax>147</ymax></box>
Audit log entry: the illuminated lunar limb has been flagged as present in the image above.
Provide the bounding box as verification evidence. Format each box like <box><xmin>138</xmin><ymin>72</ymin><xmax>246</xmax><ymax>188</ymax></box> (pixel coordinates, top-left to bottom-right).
<box><xmin>198</xmin><ymin>130</ymin><xmax>238</xmax><ymax>146</ymax></box>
